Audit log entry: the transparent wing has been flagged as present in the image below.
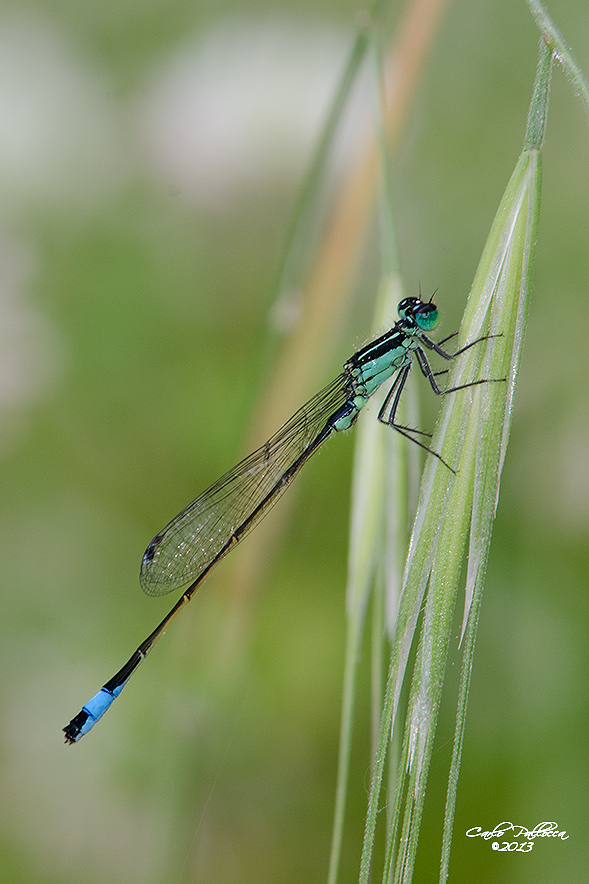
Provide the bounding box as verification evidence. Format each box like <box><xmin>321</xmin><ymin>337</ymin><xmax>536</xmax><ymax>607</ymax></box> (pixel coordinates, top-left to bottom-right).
<box><xmin>140</xmin><ymin>372</ymin><xmax>351</xmax><ymax>596</ymax></box>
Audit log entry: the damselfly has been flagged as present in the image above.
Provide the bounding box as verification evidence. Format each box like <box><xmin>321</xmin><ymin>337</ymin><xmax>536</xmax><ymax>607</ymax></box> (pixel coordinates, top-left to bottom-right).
<box><xmin>64</xmin><ymin>296</ymin><xmax>494</xmax><ymax>743</ymax></box>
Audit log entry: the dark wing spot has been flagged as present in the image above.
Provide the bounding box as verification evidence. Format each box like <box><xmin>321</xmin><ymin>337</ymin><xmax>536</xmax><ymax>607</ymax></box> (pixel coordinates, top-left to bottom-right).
<box><xmin>142</xmin><ymin>532</ymin><xmax>164</xmax><ymax>565</ymax></box>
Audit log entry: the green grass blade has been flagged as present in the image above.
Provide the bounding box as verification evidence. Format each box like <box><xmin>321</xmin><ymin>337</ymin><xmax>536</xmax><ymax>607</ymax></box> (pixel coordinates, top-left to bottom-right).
<box><xmin>439</xmin><ymin>39</ymin><xmax>550</xmax><ymax>881</ymax></box>
<box><xmin>358</xmin><ymin>136</ymin><xmax>543</xmax><ymax>884</ymax></box>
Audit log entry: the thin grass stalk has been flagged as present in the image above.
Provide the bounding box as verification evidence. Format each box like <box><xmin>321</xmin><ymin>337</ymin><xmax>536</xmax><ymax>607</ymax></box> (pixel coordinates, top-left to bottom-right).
<box><xmin>527</xmin><ymin>0</ymin><xmax>589</xmax><ymax>117</ymax></box>
<box><xmin>277</xmin><ymin>0</ymin><xmax>419</xmax><ymax>303</ymax></box>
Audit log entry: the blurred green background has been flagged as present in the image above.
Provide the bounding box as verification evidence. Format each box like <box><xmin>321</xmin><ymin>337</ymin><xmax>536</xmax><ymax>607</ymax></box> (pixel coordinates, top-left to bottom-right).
<box><xmin>1</xmin><ymin>1</ymin><xmax>588</xmax><ymax>882</ymax></box>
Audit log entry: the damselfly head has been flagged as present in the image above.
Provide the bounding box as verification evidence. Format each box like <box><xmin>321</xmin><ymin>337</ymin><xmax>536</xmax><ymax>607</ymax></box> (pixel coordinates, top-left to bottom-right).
<box><xmin>397</xmin><ymin>297</ymin><xmax>439</xmax><ymax>332</ymax></box>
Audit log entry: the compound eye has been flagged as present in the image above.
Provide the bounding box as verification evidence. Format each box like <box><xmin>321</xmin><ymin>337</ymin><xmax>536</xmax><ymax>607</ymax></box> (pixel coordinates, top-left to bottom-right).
<box><xmin>397</xmin><ymin>297</ymin><xmax>418</xmax><ymax>319</ymax></box>
<box><xmin>414</xmin><ymin>302</ymin><xmax>439</xmax><ymax>331</ymax></box>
